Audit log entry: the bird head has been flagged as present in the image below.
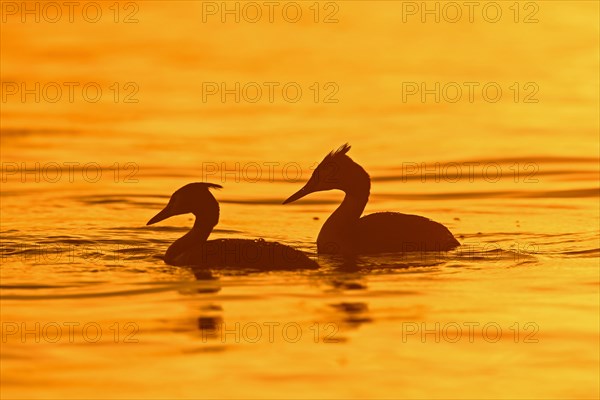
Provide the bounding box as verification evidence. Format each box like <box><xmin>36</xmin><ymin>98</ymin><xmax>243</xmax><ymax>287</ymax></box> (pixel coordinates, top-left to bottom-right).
<box><xmin>283</xmin><ymin>144</ymin><xmax>369</xmax><ymax>204</ymax></box>
<box><xmin>147</xmin><ymin>182</ymin><xmax>222</xmax><ymax>225</ymax></box>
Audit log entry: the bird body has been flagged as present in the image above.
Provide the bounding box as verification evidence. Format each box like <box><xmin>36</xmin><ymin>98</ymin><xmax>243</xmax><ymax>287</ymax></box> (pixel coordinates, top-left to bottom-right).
<box><xmin>166</xmin><ymin>238</ymin><xmax>317</xmax><ymax>270</ymax></box>
<box><xmin>148</xmin><ymin>183</ymin><xmax>318</xmax><ymax>270</ymax></box>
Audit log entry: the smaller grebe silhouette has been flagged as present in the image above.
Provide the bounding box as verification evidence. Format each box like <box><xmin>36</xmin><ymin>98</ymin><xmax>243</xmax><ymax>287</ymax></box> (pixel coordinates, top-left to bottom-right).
<box><xmin>283</xmin><ymin>144</ymin><xmax>460</xmax><ymax>257</ymax></box>
<box><xmin>148</xmin><ymin>183</ymin><xmax>318</xmax><ymax>270</ymax></box>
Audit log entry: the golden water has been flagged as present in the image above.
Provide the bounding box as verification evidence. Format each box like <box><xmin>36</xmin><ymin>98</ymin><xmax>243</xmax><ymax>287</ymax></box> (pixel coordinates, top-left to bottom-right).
<box><xmin>1</xmin><ymin>1</ymin><xmax>599</xmax><ymax>399</ymax></box>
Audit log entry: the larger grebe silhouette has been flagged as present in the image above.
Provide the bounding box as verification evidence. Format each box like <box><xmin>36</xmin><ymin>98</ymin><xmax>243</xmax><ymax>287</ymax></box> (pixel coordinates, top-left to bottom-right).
<box><xmin>147</xmin><ymin>183</ymin><xmax>318</xmax><ymax>270</ymax></box>
<box><xmin>283</xmin><ymin>144</ymin><xmax>460</xmax><ymax>256</ymax></box>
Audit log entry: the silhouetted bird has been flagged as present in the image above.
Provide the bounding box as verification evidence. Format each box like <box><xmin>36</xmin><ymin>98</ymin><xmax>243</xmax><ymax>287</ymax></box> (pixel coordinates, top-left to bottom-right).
<box><xmin>148</xmin><ymin>183</ymin><xmax>318</xmax><ymax>270</ymax></box>
<box><xmin>283</xmin><ymin>144</ymin><xmax>460</xmax><ymax>256</ymax></box>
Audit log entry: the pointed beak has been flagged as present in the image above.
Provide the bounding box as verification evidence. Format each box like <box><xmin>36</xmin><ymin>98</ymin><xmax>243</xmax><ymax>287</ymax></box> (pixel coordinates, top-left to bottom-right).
<box><xmin>147</xmin><ymin>204</ymin><xmax>176</xmax><ymax>225</ymax></box>
<box><xmin>283</xmin><ymin>184</ymin><xmax>314</xmax><ymax>205</ymax></box>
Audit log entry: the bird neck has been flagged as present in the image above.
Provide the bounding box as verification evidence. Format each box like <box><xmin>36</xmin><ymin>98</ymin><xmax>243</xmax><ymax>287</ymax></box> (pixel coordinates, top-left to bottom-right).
<box><xmin>335</xmin><ymin>166</ymin><xmax>371</xmax><ymax>221</ymax></box>
<box><xmin>164</xmin><ymin>212</ymin><xmax>218</xmax><ymax>265</ymax></box>
<box><xmin>330</xmin><ymin>191</ymin><xmax>369</xmax><ymax>226</ymax></box>
<box><xmin>317</xmin><ymin>162</ymin><xmax>371</xmax><ymax>254</ymax></box>
<box><xmin>317</xmin><ymin>187</ymin><xmax>370</xmax><ymax>254</ymax></box>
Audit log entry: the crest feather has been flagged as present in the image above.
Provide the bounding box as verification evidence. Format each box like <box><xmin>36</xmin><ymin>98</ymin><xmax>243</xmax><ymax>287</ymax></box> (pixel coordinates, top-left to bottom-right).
<box><xmin>328</xmin><ymin>143</ymin><xmax>351</xmax><ymax>158</ymax></box>
<box><xmin>203</xmin><ymin>182</ymin><xmax>223</xmax><ymax>190</ymax></box>
<box><xmin>179</xmin><ymin>182</ymin><xmax>223</xmax><ymax>192</ymax></box>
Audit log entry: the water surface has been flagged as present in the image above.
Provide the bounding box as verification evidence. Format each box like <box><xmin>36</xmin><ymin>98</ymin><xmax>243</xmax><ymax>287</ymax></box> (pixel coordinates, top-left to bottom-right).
<box><xmin>1</xmin><ymin>1</ymin><xmax>599</xmax><ymax>399</ymax></box>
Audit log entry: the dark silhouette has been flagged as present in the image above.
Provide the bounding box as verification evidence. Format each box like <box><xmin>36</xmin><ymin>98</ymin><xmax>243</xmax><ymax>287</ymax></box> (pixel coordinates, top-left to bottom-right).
<box><xmin>147</xmin><ymin>183</ymin><xmax>318</xmax><ymax>270</ymax></box>
<box><xmin>283</xmin><ymin>144</ymin><xmax>460</xmax><ymax>257</ymax></box>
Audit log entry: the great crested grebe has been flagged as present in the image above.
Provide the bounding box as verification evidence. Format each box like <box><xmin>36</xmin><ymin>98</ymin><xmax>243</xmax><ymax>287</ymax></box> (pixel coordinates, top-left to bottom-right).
<box><xmin>283</xmin><ymin>144</ymin><xmax>460</xmax><ymax>256</ymax></box>
<box><xmin>147</xmin><ymin>183</ymin><xmax>318</xmax><ymax>269</ymax></box>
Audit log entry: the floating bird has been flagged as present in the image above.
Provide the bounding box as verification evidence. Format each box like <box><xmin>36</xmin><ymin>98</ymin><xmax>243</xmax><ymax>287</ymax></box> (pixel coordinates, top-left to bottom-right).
<box><xmin>147</xmin><ymin>183</ymin><xmax>318</xmax><ymax>270</ymax></box>
<box><xmin>283</xmin><ymin>144</ymin><xmax>460</xmax><ymax>256</ymax></box>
